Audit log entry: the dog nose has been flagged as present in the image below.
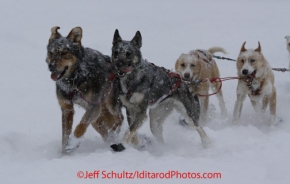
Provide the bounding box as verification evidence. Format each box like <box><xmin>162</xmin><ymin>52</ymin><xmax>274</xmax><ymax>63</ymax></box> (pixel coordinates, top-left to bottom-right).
<box><xmin>116</xmin><ymin>62</ymin><xmax>124</xmax><ymax>68</ymax></box>
<box><xmin>49</xmin><ymin>63</ymin><xmax>56</xmax><ymax>72</ymax></box>
<box><xmin>242</xmin><ymin>69</ymin><xmax>248</xmax><ymax>75</ymax></box>
<box><xmin>184</xmin><ymin>73</ymin><xmax>190</xmax><ymax>79</ymax></box>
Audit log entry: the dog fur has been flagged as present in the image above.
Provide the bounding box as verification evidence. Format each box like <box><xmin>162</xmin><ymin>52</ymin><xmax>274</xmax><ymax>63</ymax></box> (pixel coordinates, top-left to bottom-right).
<box><xmin>175</xmin><ymin>48</ymin><xmax>227</xmax><ymax>124</ymax></box>
<box><xmin>111</xmin><ymin>29</ymin><xmax>210</xmax><ymax>148</ymax></box>
<box><xmin>285</xmin><ymin>36</ymin><xmax>290</xmax><ymax>69</ymax></box>
<box><xmin>46</xmin><ymin>26</ymin><xmax>123</xmax><ymax>153</ymax></box>
<box><xmin>233</xmin><ymin>41</ymin><xmax>276</xmax><ymax>125</ymax></box>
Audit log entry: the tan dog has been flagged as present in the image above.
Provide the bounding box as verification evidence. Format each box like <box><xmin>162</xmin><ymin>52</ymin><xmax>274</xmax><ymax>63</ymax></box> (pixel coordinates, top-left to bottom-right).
<box><xmin>175</xmin><ymin>47</ymin><xmax>227</xmax><ymax>124</ymax></box>
<box><xmin>233</xmin><ymin>42</ymin><xmax>276</xmax><ymax>125</ymax></box>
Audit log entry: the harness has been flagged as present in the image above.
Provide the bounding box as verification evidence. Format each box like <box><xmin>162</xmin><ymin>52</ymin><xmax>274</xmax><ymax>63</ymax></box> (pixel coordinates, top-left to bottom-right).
<box><xmin>149</xmin><ymin>63</ymin><xmax>182</xmax><ymax>105</ymax></box>
<box><xmin>191</xmin><ymin>49</ymin><xmax>213</xmax><ymax>65</ymax></box>
<box><xmin>122</xmin><ymin>62</ymin><xmax>182</xmax><ymax>105</ymax></box>
<box><xmin>67</xmin><ymin>70</ymin><xmax>116</xmax><ymax>105</ymax></box>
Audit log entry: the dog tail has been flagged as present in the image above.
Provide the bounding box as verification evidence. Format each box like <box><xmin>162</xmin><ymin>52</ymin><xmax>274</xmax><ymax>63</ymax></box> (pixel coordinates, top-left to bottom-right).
<box><xmin>208</xmin><ymin>47</ymin><xmax>227</xmax><ymax>55</ymax></box>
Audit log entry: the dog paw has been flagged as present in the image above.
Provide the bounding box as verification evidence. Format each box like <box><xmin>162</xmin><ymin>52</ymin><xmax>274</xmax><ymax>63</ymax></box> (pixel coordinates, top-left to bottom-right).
<box><xmin>136</xmin><ymin>135</ymin><xmax>152</xmax><ymax>150</ymax></box>
<box><xmin>65</xmin><ymin>135</ymin><xmax>81</xmax><ymax>153</ymax></box>
<box><xmin>110</xmin><ymin>143</ymin><xmax>126</xmax><ymax>152</ymax></box>
<box><xmin>270</xmin><ymin>116</ymin><xmax>282</xmax><ymax>126</ymax></box>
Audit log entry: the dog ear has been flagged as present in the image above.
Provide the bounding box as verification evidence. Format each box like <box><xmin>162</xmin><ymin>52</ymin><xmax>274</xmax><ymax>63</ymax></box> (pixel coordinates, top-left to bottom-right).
<box><xmin>255</xmin><ymin>41</ymin><xmax>261</xmax><ymax>52</ymax></box>
<box><xmin>240</xmin><ymin>41</ymin><xmax>247</xmax><ymax>52</ymax></box>
<box><xmin>131</xmin><ymin>31</ymin><xmax>142</xmax><ymax>49</ymax></box>
<box><xmin>67</xmin><ymin>27</ymin><xmax>82</xmax><ymax>45</ymax></box>
<box><xmin>113</xmin><ymin>29</ymin><xmax>122</xmax><ymax>46</ymax></box>
<box><xmin>49</xmin><ymin>26</ymin><xmax>62</xmax><ymax>43</ymax></box>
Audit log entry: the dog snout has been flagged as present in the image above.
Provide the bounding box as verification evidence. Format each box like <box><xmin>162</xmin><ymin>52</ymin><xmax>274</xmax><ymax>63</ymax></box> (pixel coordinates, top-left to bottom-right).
<box><xmin>49</xmin><ymin>63</ymin><xmax>56</xmax><ymax>72</ymax></box>
<box><xmin>116</xmin><ymin>61</ymin><xmax>125</xmax><ymax>68</ymax></box>
<box><xmin>116</xmin><ymin>60</ymin><xmax>132</xmax><ymax>68</ymax></box>
<box><xmin>184</xmin><ymin>73</ymin><xmax>190</xmax><ymax>79</ymax></box>
<box><xmin>242</xmin><ymin>69</ymin><xmax>248</xmax><ymax>75</ymax></box>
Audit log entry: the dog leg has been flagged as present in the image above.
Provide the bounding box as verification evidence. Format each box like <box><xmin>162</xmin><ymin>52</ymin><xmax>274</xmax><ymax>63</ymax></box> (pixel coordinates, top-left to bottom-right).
<box><xmin>104</xmin><ymin>106</ymin><xmax>123</xmax><ymax>145</ymax></box>
<box><xmin>123</xmin><ymin>108</ymin><xmax>147</xmax><ymax>146</ymax></box>
<box><xmin>91</xmin><ymin>115</ymin><xmax>109</xmax><ymax>142</ymax></box>
<box><xmin>269</xmin><ymin>88</ymin><xmax>277</xmax><ymax>125</ymax></box>
<box><xmin>66</xmin><ymin>105</ymin><xmax>101</xmax><ymax>153</ymax></box>
<box><xmin>262</xmin><ymin>96</ymin><xmax>269</xmax><ymax>113</ymax></box>
<box><xmin>174</xmin><ymin>86</ymin><xmax>211</xmax><ymax>148</ymax></box>
<box><xmin>215</xmin><ymin>89</ymin><xmax>227</xmax><ymax>117</ymax></box>
<box><xmin>249</xmin><ymin>96</ymin><xmax>262</xmax><ymax>113</ymax></box>
<box><xmin>199</xmin><ymin>96</ymin><xmax>208</xmax><ymax>125</ymax></box>
<box><xmin>233</xmin><ymin>93</ymin><xmax>246</xmax><ymax>124</ymax></box>
<box><xmin>57</xmin><ymin>96</ymin><xmax>74</xmax><ymax>154</ymax></box>
<box><xmin>174</xmin><ymin>100</ymin><xmax>211</xmax><ymax>148</ymax></box>
<box><xmin>107</xmin><ymin>112</ymin><xmax>124</xmax><ymax>144</ymax></box>
<box><xmin>91</xmin><ymin>105</ymin><xmax>123</xmax><ymax>144</ymax></box>
<box><xmin>149</xmin><ymin>101</ymin><xmax>174</xmax><ymax>144</ymax></box>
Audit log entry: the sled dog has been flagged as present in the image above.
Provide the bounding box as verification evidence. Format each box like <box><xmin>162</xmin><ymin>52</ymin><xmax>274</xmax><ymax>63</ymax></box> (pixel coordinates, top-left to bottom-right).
<box><xmin>175</xmin><ymin>48</ymin><xmax>227</xmax><ymax>124</ymax></box>
<box><xmin>111</xmin><ymin>29</ymin><xmax>210</xmax><ymax>149</ymax></box>
<box><xmin>233</xmin><ymin>42</ymin><xmax>276</xmax><ymax>125</ymax></box>
<box><xmin>46</xmin><ymin>27</ymin><xmax>123</xmax><ymax>153</ymax></box>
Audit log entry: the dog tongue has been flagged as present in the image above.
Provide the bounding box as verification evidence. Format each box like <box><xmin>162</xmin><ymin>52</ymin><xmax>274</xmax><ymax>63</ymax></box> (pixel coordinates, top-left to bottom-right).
<box><xmin>51</xmin><ymin>71</ymin><xmax>61</xmax><ymax>81</ymax></box>
<box><xmin>120</xmin><ymin>66</ymin><xmax>132</xmax><ymax>73</ymax></box>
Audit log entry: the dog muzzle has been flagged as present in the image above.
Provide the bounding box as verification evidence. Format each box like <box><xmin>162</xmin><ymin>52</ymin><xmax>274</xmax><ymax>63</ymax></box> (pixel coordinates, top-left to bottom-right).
<box><xmin>115</xmin><ymin>66</ymin><xmax>133</xmax><ymax>77</ymax></box>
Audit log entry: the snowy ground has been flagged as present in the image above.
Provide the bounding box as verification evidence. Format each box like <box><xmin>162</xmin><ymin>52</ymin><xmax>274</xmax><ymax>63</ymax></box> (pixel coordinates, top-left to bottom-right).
<box><xmin>1</xmin><ymin>0</ymin><xmax>290</xmax><ymax>183</ymax></box>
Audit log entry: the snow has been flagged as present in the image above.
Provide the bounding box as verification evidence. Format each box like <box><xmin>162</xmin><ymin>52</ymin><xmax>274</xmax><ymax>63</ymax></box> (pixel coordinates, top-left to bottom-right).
<box><xmin>1</xmin><ymin>0</ymin><xmax>290</xmax><ymax>183</ymax></box>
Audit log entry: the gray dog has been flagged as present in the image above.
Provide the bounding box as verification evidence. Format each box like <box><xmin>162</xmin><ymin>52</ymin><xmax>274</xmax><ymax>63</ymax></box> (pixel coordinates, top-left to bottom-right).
<box><xmin>111</xmin><ymin>29</ymin><xmax>210</xmax><ymax>150</ymax></box>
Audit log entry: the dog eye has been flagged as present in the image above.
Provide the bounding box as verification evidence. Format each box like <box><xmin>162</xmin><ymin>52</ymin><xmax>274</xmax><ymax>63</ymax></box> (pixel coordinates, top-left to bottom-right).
<box><xmin>241</xmin><ymin>59</ymin><xmax>245</xmax><ymax>63</ymax></box>
<box><xmin>181</xmin><ymin>63</ymin><xmax>185</xmax><ymax>67</ymax></box>
<box><xmin>190</xmin><ymin>64</ymin><xmax>195</xmax><ymax>67</ymax></box>
<box><xmin>126</xmin><ymin>51</ymin><xmax>132</xmax><ymax>57</ymax></box>
<box><xmin>250</xmin><ymin>59</ymin><xmax>255</xmax><ymax>63</ymax></box>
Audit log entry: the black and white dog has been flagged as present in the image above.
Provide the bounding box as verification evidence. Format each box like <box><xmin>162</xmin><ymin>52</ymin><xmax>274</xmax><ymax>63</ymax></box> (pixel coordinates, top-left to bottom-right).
<box><xmin>111</xmin><ymin>30</ymin><xmax>210</xmax><ymax>150</ymax></box>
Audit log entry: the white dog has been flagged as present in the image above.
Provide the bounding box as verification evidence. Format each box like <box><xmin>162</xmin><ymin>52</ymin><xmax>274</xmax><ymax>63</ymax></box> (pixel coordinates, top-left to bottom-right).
<box><xmin>233</xmin><ymin>42</ymin><xmax>277</xmax><ymax>125</ymax></box>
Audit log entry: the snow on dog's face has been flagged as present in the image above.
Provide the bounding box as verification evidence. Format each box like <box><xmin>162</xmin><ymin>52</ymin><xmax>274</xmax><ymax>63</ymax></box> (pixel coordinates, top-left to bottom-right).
<box><xmin>175</xmin><ymin>53</ymin><xmax>201</xmax><ymax>81</ymax></box>
<box><xmin>46</xmin><ymin>27</ymin><xmax>82</xmax><ymax>81</ymax></box>
<box><xmin>285</xmin><ymin>36</ymin><xmax>290</xmax><ymax>54</ymax></box>
<box><xmin>111</xmin><ymin>29</ymin><xmax>142</xmax><ymax>76</ymax></box>
<box><xmin>237</xmin><ymin>41</ymin><xmax>266</xmax><ymax>77</ymax></box>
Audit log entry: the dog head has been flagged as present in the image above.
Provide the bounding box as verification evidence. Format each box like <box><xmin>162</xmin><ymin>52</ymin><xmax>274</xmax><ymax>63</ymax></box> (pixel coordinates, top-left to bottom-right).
<box><xmin>46</xmin><ymin>26</ymin><xmax>83</xmax><ymax>81</ymax></box>
<box><xmin>175</xmin><ymin>53</ymin><xmax>202</xmax><ymax>81</ymax></box>
<box><xmin>111</xmin><ymin>29</ymin><xmax>142</xmax><ymax>77</ymax></box>
<box><xmin>237</xmin><ymin>41</ymin><xmax>266</xmax><ymax>78</ymax></box>
<box><xmin>285</xmin><ymin>36</ymin><xmax>290</xmax><ymax>54</ymax></box>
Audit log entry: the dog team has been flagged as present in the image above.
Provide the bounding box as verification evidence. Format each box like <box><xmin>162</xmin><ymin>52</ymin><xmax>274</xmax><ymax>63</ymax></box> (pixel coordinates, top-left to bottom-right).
<box><xmin>46</xmin><ymin>26</ymin><xmax>286</xmax><ymax>154</ymax></box>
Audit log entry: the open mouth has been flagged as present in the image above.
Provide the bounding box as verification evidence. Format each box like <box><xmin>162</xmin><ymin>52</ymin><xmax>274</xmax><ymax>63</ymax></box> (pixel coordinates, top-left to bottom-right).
<box><xmin>116</xmin><ymin>66</ymin><xmax>133</xmax><ymax>77</ymax></box>
<box><xmin>50</xmin><ymin>66</ymin><xmax>68</xmax><ymax>81</ymax></box>
<box><xmin>182</xmin><ymin>76</ymin><xmax>193</xmax><ymax>82</ymax></box>
<box><xmin>120</xmin><ymin>66</ymin><xmax>133</xmax><ymax>73</ymax></box>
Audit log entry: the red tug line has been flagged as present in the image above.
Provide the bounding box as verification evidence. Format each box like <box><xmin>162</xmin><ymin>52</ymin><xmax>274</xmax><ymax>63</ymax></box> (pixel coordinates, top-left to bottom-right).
<box><xmin>185</xmin><ymin>76</ymin><xmax>241</xmax><ymax>97</ymax></box>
